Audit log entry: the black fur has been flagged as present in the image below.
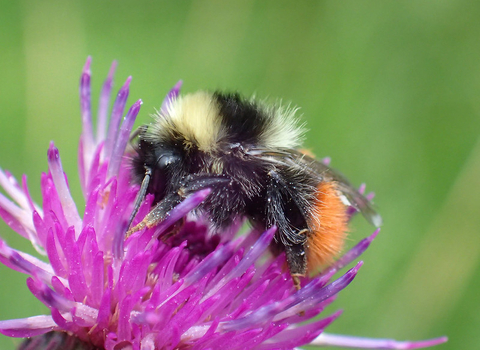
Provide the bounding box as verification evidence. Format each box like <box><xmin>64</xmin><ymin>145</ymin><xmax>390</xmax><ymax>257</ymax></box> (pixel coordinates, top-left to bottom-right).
<box><xmin>214</xmin><ymin>92</ymin><xmax>269</xmax><ymax>146</ymax></box>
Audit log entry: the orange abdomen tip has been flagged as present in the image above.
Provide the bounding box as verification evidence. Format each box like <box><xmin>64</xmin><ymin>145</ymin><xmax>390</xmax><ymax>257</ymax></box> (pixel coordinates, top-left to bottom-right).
<box><xmin>306</xmin><ymin>181</ymin><xmax>348</xmax><ymax>273</ymax></box>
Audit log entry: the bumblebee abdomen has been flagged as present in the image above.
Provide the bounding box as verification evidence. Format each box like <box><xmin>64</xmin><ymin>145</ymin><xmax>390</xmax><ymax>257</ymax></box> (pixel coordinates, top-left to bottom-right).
<box><xmin>306</xmin><ymin>181</ymin><xmax>348</xmax><ymax>273</ymax></box>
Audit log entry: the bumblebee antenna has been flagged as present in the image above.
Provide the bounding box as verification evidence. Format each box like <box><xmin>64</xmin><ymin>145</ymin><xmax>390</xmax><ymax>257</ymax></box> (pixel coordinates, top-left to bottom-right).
<box><xmin>125</xmin><ymin>166</ymin><xmax>152</xmax><ymax>238</ymax></box>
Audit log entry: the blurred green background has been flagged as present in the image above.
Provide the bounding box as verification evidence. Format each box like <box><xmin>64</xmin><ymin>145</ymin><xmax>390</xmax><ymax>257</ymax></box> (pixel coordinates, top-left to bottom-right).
<box><xmin>0</xmin><ymin>1</ymin><xmax>479</xmax><ymax>349</ymax></box>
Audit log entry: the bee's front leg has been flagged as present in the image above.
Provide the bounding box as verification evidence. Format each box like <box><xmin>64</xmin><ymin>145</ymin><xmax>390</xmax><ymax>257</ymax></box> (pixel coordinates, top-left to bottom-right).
<box><xmin>126</xmin><ymin>192</ymin><xmax>182</xmax><ymax>237</ymax></box>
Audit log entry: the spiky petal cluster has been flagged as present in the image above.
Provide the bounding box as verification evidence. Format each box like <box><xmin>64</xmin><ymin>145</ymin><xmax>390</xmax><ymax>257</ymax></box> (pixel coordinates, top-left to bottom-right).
<box><xmin>0</xmin><ymin>57</ymin><xmax>446</xmax><ymax>350</ymax></box>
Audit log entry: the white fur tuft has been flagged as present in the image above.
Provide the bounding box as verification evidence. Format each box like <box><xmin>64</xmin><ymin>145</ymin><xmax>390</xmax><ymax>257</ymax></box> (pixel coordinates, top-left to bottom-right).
<box><xmin>257</xmin><ymin>99</ymin><xmax>306</xmax><ymax>149</ymax></box>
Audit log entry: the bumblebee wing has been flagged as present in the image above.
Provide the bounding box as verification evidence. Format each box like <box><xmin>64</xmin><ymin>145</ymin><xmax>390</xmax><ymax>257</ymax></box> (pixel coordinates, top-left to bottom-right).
<box><xmin>249</xmin><ymin>147</ymin><xmax>382</xmax><ymax>227</ymax></box>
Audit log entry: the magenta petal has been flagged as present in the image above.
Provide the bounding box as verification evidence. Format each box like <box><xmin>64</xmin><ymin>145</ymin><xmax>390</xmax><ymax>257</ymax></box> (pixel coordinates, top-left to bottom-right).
<box><xmin>0</xmin><ymin>202</ymin><xmax>30</xmax><ymax>239</ymax></box>
<box><xmin>82</xmin><ymin>186</ymin><xmax>100</xmax><ymax>229</ymax></box>
<box><xmin>96</xmin><ymin>288</ymin><xmax>111</xmax><ymax>331</ymax></box>
<box><xmin>0</xmin><ymin>315</ymin><xmax>57</xmax><ymax>337</ymax></box>
<box><xmin>211</xmin><ymin>328</ymin><xmax>264</xmax><ymax>350</ymax></box>
<box><xmin>202</xmin><ymin>269</ymin><xmax>255</xmax><ymax>319</ymax></box>
<box><xmin>323</xmin><ymin>229</ymin><xmax>379</xmax><ymax>277</ymax></box>
<box><xmin>89</xmin><ymin>251</ymin><xmax>105</xmax><ymax>307</ymax></box>
<box><xmin>80</xmin><ymin>226</ymin><xmax>99</xmax><ymax>272</ymax></box>
<box><xmin>160</xmin><ymin>80</ymin><xmax>182</xmax><ymax>116</ymax></box>
<box><xmin>50</xmin><ymin>308</ymin><xmax>85</xmax><ymax>337</ymax></box>
<box><xmin>229</xmin><ymin>279</ymin><xmax>270</xmax><ymax>319</ymax></box>
<box><xmin>104</xmin><ymin>76</ymin><xmax>132</xmax><ymax>159</ymax></box>
<box><xmin>47</xmin><ymin>143</ymin><xmax>81</xmax><ymax>234</ymax></box>
<box><xmin>0</xmin><ymin>169</ymin><xmax>30</xmax><ymax>211</ymax></box>
<box><xmin>117</xmin><ymin>295</ymin><xmax>133</xmax><ymax>342</ymax></box>
<box><xmin>247</xmin><ymin>322</ymin><xmax>289</xmax><ymax>349</ymax></box>
<box><xmin>116</xmin><ymin>251</ymin><xmax>151</xmax><ymax>302</ymax></box>
<box><xmin>103</xmin><ymin>187</ymin><xmax>137</xmax><ymax>256</ymax></box>
<box><xmin>46</xmin><ymin>229</ymin><xmax>67</xmax><ymax>277</ymax></box>
<box><xmin>51</xmin><ymin>276</ymin><xmax>71</xmax><ymax>301</ymax></box>
<box><xmin>0</xmin><ymin>239</ymin><xmax>53</xmax><ymax>282</ymax></box>
<box><xmin>85</xmin><ymin>142</ymin><xmax>105</xmax><ymax>198</ymax></box>
<box><xmin>78</xmin><ymin>138</ymin><xmax>87</xmax><ymax>196</ymax></box>
<box><xmin>107</xmin><ymin>99</ymin><xmax>142</xmax><ymax>178</ymax></box>
<box><xmin>146</xmin><ymin>189</ymin><xmax>212</xmax><ymax>247</ymax></box>
<box><xmin>261</xmin><ymin>311</ymin><xmax>342</xmax><ymax>349</ymax></box>
<box><xmin>79</xmin><ymin>56</ymin><xmax>94</xmax><ymax>153</ymax></box>
<box><xmin>188</xmin><ymin>318</ymin><xmax>220</xmax><ymax>350</ymax></box>
<box><xmin>204</xmin><ymin>227</ymin><xmax>275</xmax><ymax>299</ymax></box>
<box><xmin>97</xmin><ymin>61</ymin><xmax>117</xmax><ymax>142</ymax></box>
<box><xmin>27</xmin><ymin>278</ymin><xmax>74</xmax><ymax>312</ymax></box>
<box><xmin>220</xmin><ymin>262</ymin><xmax>362</xmax><ymax>332</ymax></box>
<box><xmin>98</xmin><ymin>178</ymin><xmax>118</xmax><ymax>241</ymax></box>
<box><xmin>227</xmin><ymin>227</ymin><xmax>275</xmax><ymax>280</ymax></box>
<box><xmin>152</xmin><ymin>284</ymin><xmax>197</xmax><ymax>332</ymax></box>
<box><xmin>310</xmin><ymin>333</ymin><xmax>448</xmax><ymax>349</ymax></box>
<box><xmin>299</xmin><ymin>262</ymin><xmax>362</xmax><ymax>304</ymax></box>
<box><xmin>41</xmin><ymin>174</ymin><xmax>66</xmax><ymax>231</ymax></box>
<box><xmin>153</xmin><ymin>242</ymin><xmax>187</xmax><ymax>291</ymax></box>
<box><xmin>64</xmin><ymin>226</ymin><xmax>88</xmax><ymax>301</ymax></box>
<box><xmin>32</xmin><ymin>210</ymin><xmax>48</xmax><ymax>246</ymax></box>
<box><xmin>168</xmin><ymin>294</ymin><xmax>204</xmax><ymax>344</ymax></box>
<box><xmin>205</xmin><ymin>248</ymin><xmax>244</xmax><ymax>290</ymax></box>
<box><xmin>53</xmin><ymin>222</ymin><xmax>66</xmax><ymax>253</ymax></box>
<box><xmin>183</xmin><ymin>242</ymin><xmax>234</xmax><ymax>286</ymax></box>
<box><xmin>21</xmin><ymin>175</ymin><xmax>36</xmax><ymax>212</ymax></box>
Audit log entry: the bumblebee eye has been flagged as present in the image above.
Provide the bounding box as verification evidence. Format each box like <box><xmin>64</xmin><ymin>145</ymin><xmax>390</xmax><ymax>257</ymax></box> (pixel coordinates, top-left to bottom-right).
<box><xmin>156</xmin><ymin>153</ymin><xmax>181</xmax><ymax>170</ymax></box>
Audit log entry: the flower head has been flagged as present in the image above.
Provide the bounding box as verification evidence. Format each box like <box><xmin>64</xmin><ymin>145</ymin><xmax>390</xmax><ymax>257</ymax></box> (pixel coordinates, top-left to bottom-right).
<box><xmin>0</xmin><ymin>57</ymin><xmax>447</xmax><ymax>350</ymax></box>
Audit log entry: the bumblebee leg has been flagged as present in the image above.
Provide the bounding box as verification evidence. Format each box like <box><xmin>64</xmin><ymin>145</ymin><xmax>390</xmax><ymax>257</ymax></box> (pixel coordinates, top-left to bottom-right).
<box><xmin>264</xmin><ymin>169</ymin><xmax>309</xmax><ymax>288</ymax></box>
<box><xmin>126</xmin><ymin>174</ymin><xmax>229</xmax><ymax>238</ymax></box>
<box><xmin>125</xmin><ymin>166</ymin><xmax>152</xmax><ymax>237</ymax></box>
<box><xmin>284</xmin><ymin>242</ymin><xmax>307</xmax><ymax>290</ymax></box>
<box><xmin>126</xmin><ymin>192</ymin><xmax>182</xmax><ymax>237</ymax></box>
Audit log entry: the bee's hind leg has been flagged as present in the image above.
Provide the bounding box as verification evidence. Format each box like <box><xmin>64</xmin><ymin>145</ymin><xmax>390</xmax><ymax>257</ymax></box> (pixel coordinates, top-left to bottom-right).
<box><xmin>265</xmin><ymin>169</ymin><xmax>309</xmax><ymax>290</ymax></box>
<box><xmin>284</xmin><ymin>242</ymin><xmax>307</xmax><ymax>290</ymax></box>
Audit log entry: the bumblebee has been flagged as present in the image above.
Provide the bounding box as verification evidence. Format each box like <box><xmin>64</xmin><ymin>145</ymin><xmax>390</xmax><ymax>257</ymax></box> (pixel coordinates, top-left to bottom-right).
<box><xmin>127</xmin><ymin>90</ymin><xmax>381</xmax><ymax>288</ymax></box>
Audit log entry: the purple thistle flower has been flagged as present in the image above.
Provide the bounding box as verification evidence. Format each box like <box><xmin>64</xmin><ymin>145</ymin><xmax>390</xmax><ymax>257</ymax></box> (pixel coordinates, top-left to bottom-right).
<box><xmin>0</xmin><ymin>57</ymin><xmax>447</xmax><ymax>350</ymax></box>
